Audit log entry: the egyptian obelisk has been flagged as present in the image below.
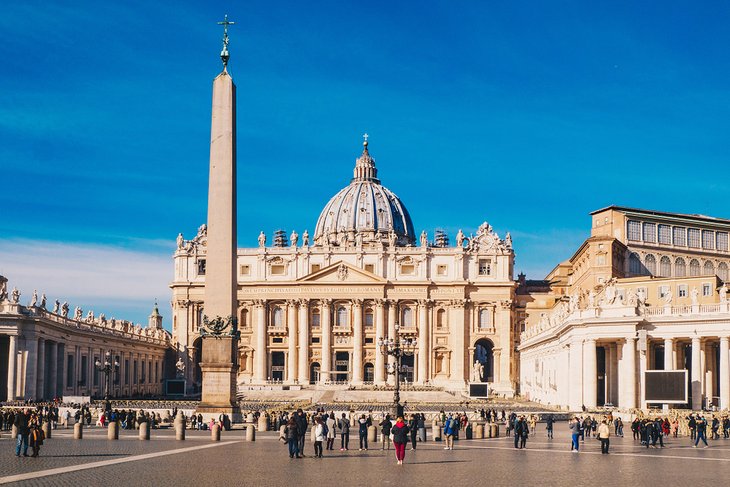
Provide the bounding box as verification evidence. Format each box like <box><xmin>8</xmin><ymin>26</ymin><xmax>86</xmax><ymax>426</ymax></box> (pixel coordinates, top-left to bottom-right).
<box><xmin>197</xmin><ymin>15</ymin><xmax>240</xmax><ymax>419</ymax></box>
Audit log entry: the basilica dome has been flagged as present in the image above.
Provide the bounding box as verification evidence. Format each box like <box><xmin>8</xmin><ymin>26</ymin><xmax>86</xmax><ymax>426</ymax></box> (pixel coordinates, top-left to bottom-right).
<box><xmin>313</xmin><ymin>138</ymin><xmax>415</xmax><ymax>247</ymax></box>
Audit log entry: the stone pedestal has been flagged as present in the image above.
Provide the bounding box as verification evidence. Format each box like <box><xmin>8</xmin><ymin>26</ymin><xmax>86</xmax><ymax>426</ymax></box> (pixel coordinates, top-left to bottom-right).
<box><xmin>196</xmin><ymin>337</ymin><xmax>241</xmax><ymax>422</ymax></box>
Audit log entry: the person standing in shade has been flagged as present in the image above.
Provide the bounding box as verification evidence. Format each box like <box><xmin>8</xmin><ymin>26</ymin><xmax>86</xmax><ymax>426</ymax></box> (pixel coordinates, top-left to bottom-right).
<box><xmin>14</xmin><ymin>409</ymin><xmax>30</xmax><ymax>457</ymax></box>
<box><xmin>358</xmin><ymin>414</ymin><xmax>369</xmax><ymax>451</ymax></box>
<box><xmin>391</xmin><ymin>416</ymin><xmax>410</xmax><ymax>465</ymax></box>
<box><xmin>694</xmin><ymin>415</ymin><xmax>709</xmax><ymax>448</ymax></box>
<box><xmin>569</xmin><ymin>417</ymin><xmax>581</xmax><ymax>452</ymax></box>
<box><xmin>379</xmin><ymin>414</ymin><xmax>393</xmax><ymax>450</ymax></box>
<box><xmin>546</xmin><ymin>414</ymin><xmax>554</xmax><ymax>439</ymax></box>
<box><xmin>338</xmin><ymin>413</ymin><xmax>350</xmax><ymax>451</ymax></box>
<box><xmin>597</xmin><ymin>419</ymin><xmax>610</xmax><ymax>454</ymax></box>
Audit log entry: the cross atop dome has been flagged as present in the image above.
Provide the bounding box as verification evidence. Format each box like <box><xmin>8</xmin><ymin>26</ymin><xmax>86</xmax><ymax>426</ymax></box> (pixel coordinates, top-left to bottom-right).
<box><xmin>363</xmin><ymin>133</ymin><xmax>369</xmax><ymax>146</ymax></box>
<box><xmin>353</xmin><ymin>134</ymin><xmax>378</xmax><ymax>183</ymax></box>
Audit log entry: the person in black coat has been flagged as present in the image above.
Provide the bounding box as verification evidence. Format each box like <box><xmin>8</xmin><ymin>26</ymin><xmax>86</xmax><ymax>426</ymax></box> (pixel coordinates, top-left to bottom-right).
<box><xmin>14</xmin><ymin>409</ymin><xmax>30</xmax><ymax>457</ymax></box>
<box><xmin>295</xmin><ymin>409</ymin><xmax>308</xmax><ymax>457</ymax></box>
<box><xmin>408</xmin><ymin>414</ymin><xmax>418</xmax><ymax>450</ymax></box>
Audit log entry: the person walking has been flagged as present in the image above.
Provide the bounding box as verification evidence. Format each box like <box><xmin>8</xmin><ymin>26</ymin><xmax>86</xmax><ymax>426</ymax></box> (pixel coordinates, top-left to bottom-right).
<box><xmin>379</xmin><ymin>414</ymin><xmax>392</xmax><ymax>450</ymax></box>
<box><xmin>14</xmin><ymin>409</ymin><xmax>30</xmax><ymax>457</ymax></box>
<box><xmin>443</xmin><ymin>414</ymin><xmax>456</xmax><ymax>450</ymax></box>
<box><xmin>597</xmin><ymin>419</ymin><xmax>610</xmax><ymax>454</ymax></box>
<box><xmin>409</xmin><ymin>414</ymin><xmax>418</xmax><ymax>450</ymax></box>
<box><xmin>694</xmin><ymin>415</ymin><xmax>709</xmax><ymax>448</ymax></box>
<box><xmin>519</xmin><ymin>416</ymin><xmax>529</xmax><ymax>449</ymax></box>
<box><xmin>29</xmin><ymin>416</ymin><xmax>44</xmax><ymax>458</ymax></box>
<box><xmin>285</xmin><ymin>417</ymin><xmax>299</xmax><ymax>458</ymax></box>
<box><xmin>569</xmin><ymin>417</ymin><xmax>581</xmax><ymax>452</ymax></box>
<box><xmin>514</xmin><ymin>416</ymin><xmax>523</xmax><ymax>449</ymax></box>
<box><xmin>295</xmin><ymin>409</ymin><xmax>308</xmax><ymax>457</ymax></box>
<box><xmin>358</xmin><ymin>414</ymin><xmax>369</xmax><ymax>451</ymax></box>
<box><xmin>313</xmin><ymin>417</ymin><xmax>325</xmax><ymax>458</ymax></box>
<box><xmin>391</xmin><ymin>416</ymin><xmax>410</xmax><ymax>465</ymax></box>
<box><xmin>326</xmin><ymin>413</ymin><xmax>336</xmax><ymax>450</ymax></box>
<box><xmin>546</xmin><ymin>414</ymin><xmax>554</xmax><ymax>439</ymax></box>
<box><xmin>338</xmin><ymin>413</ymin><xmax>350</xmax><ymax>451</ymax></box>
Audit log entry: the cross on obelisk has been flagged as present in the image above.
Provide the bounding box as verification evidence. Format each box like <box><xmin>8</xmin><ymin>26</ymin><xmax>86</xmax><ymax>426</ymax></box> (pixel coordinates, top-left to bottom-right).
<box><xmin>218</xmin><ymin>14</ymin><xmax>235</xmax><ymax>67</ymax></box>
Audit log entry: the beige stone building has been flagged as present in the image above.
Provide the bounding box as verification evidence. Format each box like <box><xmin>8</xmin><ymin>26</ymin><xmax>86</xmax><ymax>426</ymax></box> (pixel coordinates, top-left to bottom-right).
<box><xmin>518</xmin><ymin>206</ymin><xmax>730</xmax><ymax>411</ymax></box>
<box><xmin>0</xmin><ymin>275</ymin><xmax>170</xmax><ymax>402</ymax></box>
<box><xmin>172</xmin><ymin>140</ymin><xmax>518</xmax><ymax>396</ymax></box>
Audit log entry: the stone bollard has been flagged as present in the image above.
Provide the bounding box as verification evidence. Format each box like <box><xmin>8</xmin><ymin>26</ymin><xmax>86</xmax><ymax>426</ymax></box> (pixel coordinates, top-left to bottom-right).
<box><xmin>139</xmin><ymin>421</ymin><xmax>150</xmax><ymax>440</ymax></box>
<box><xmin>246</xmin><ymin>413</ymin><xmax>255</xmax><ymax>423</ymax></box>
<box><xmin>11</xmin><ymin>424</ymin><xmax>18</xmax><ymax>439</ymax></box>
<box><xmin>246</xmin><ymin>423</ymin><xmax>255</xmax><ymax>441</ymax></box>
<box><xmin>475</xmin><ymin>423</ymin><xmax>484</xmax><ymax>439</ymax></box>
<box><xmin>174</xmin><ymin>414</ymin><xmax>185</xmax><ymax>441</ymax></box>
<box><xmin>257</xmin><ymin>415</ymin><xmax>268</xmax><ymax>432</ymax></box>
<box><xmin>73</xmin><ymin>422</ymin><xmax>83</xmax><ymax>439</ymax></box>
<box><xmin>432</xmin><ymin>419</ymin><xmax>441</xmax><ymax>441</ymax></box>
<box><xmin>490</xmin><ymin>423</ymin><xmax>498</xmax><ymax>438</ymax></box>
<box><xmin>108</xmin><ymin>420</ymin><xmax>119</xmax><ymax>440</ymax></box>
<box><xmin>212</xmin><ymin>424</ymin><xmax>221</xmax><ymax>442</ymax></box>
<box><xmin>367</xmin><ymin>424</ymin><xmax>377</xmax><ymax>443</ymax></box>
<box><xmin>42</xmin><ymin>421</ymin><xmax>52</xmax><ymax>439</ymax></box>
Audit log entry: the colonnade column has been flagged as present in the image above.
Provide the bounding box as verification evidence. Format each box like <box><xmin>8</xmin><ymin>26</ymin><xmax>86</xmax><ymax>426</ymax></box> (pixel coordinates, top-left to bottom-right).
<box><xmin>417</xmin><ymin>300</ymin><xmax>429</xmax><ymax>385</ymax></box>
<box><xmin>568</xmin><ymin>339</ymin><xmax>583</xmax><ymax>411</ymax></box>
<box><xmin>691</xmin><ymin>337</ymin><xmax>702</xmax><ymax>410</ymax></box>
<box><xmin>49</xmin><ymin>341</ymin><xmax>58</xmax><ymax>399</ymax></box>
<box><xmin>298</xmin><ymin>300</ymin><xmax>309</xmax><ymax>384</ymax></box>
<box><xmin>254</xmin><ymin>300</ymin><xmax>267</xmax><ymax>382</ymax></box>
<box><xmin>664</xmin><ymin>338</ymin><xmax>675</xmax><ymax>370</ymax></box>
<box><xmin>720</xmin><ymin>336</ymin><xmax>730</xmax><ymax>411</ymax></box>
<box><xmin>37</xmin><ymin>338</ymin><xmax>46</xmax><ymax>400</ymax></box>
<box><xmin>320</xmin><ymin>299</ymin><xmax>331</xmax><ymax>383</ymax></box>
<box><xmin>620</xmin><ymin>337</ymin><xmax>636</xmax><ymax>409</ymax></box>
<box><xmin>492</xmin><ymin>349</ymin><xmax>501</xmax><ymax>383</ymax></box>
<box><xmin>583</xmin><ymin>339</ymin><xmax>597</xmax><ymax>408</ymax></box>
<box><xmin>287</xmin><ymin>300</ymin><xmax>298</xmax><ymax>384</ymax></box>
<box><xmin>374</xmin><ymin>300</ymin><xmax>385</xmax><ymax>385</ymax></box>
<box><xmin>7</xmin><ymin>335</ymin><xmax>16</xmax><ymax>401</ymax></box>
<box><xmin>352</xmin><ymin>299</ymin><xmax>363</xmax><ymax>384</ymax></box>
<box><xmin>24</xmin><ymin>337</ymin><xmax>38</xmax><ymax>399</ymax></box>
<box><xmin>387</xmin><ymin>301</ymin><xmax>396</xmax><ymax>385</ymax></box>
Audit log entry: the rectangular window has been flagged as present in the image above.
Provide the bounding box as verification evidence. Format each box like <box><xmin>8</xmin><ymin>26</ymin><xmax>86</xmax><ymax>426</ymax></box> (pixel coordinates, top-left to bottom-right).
<box><xmin>702</xmin><ymin>230</ymin><xmax>715</xmax><ymax>250</ymax></box>
<box><xmin>437</xmin><ymin>265</ymin><xmax>447</xmax><ymax>276</ymax></box>
<box><xmin>627</xmin><ymin>220</ymin><xmax>641</xmax><ymax>241</ymax></box>
<box><xmin>197</xmin><ymin>259</ymin><xmax>206</xmax><ymax>275</ymax></box>
<box><xmin>702</xmin><ymin>283</ymin><xmax>712</xmax><ymax>297</ymax></box>
<box><xmin>688</xmin><ymin>228</ymin><xmax>701</xmax><ymax>248</ymax></box>
<box><xmin>365</xmin><ymin>337</ymin><xmax>374</xmax><ymax>345</ymax></box>
<box><xmin>658</xmin><ymin>285</ymin><xmax>670</xmax><ymax>299</ymax></box>
<box><xmin>678</xmin><ymin>285</ymin><xmax>687</xmax><ymax>298</ymax></box>
<box><xmin>270</xmin><ymin>265</ymin><xmax>285</xmax><ymax>275</ymax></box>
<box><xmin>642</xmin><ymin>222</ymin><xmax>656</xmax><ymax>243</ymax></box>
<box><xmin>311</xmin><ymin>336</ymin><xmax>320</xmax><ymax>344</ymax></box>
<box><xmin>673</xmin><ymin>227</ymin><xmax>686</xmax><ymax>246</ymax></box>
<box><xmin>658</xmin><ymin>224</ymin><xmax>671</xmax><ymax>244</ymax></box>
<box><xmin>717</xmin><ymin>232</ymin><xmax>729</xmax><ymax>252</ymax></box>
<box><xmin>478</xmin><ymin>259</ymin><xmax>491</xmax><ymax>276</ymax></box>
<box><xmin>240</xmin><ymin>265</ymin><xmax>250</xmax><ymax>275</ymax></box>
<box><xmin>272</xmin><ymin>337</ymin><xmax>283</xmax><ymax>344</ymax></box>
<box><xmin>310</xmin><ymin>264</ymin><xmax>321</xmax><ymax>273</ymax></box>
<box><xmin>364</xmin><ymin>264</ymin><xmax>375</xmax><ymax>273</ymax></box>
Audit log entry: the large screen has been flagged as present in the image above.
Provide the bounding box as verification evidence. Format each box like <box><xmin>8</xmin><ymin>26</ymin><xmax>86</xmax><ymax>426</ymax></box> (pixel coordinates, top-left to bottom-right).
<box><xmin>644</xmin><ymin>370</ymin><xmax>688</xmax><ymax>403</ymax></box>
<box><xmin>469</xmin><ymin>384</ymin><xmax>489</xmax><ymax>398</ymax></box>
<box><xmin>165</xmin><ymin>379</ymin><xmax>186</xmax><ymax>396</ymax></box>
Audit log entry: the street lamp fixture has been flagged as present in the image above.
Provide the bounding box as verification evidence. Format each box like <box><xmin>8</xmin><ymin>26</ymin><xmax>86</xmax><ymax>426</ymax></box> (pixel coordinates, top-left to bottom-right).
<box><xmin>377</xmin><ymin>323</ymin><xmax>417</xmax><ymax>418</ymax></box>
<box><xmin>95</xmin><ymin>350</ymin><xmax>120</xmax><ymax>413</ymax></box>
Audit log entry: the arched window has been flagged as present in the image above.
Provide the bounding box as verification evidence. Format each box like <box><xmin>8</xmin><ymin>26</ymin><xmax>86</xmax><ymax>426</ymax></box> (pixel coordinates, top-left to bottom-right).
<box><xmin>273</xmin><ymin>306</ymin><xmax>284</xmax><ymax>327</ymax></box>
<box><xmin>659</xmin><ymin>256</ymin><xmax>672</xmax><ymax>277</ymax></box>
<box><xmin>478</xmin><ymin>309</ymin><xmax>491</xmax><ymax>328</ymax></box>
<box><xmin>690</xmin><ymin>259</ymin><xmax>700</xmax><ymax>277</ymax></box>
<box><xmin>703</xmin><ymin>261</ymin><xmax>715</xmax><ymax>276</ymax></box>
<box><xmin>436</xmin><ymin>309</ymin><xmax>446</xmax><ymax>329</ymax></box>
<box><xmin>364</xmin><ymin>308</ymin><xmax>374</xmax><ymax>328</ymax></box>
<box><xmin>644</xmin><ymin>254</ymin><xmax>656</xmax><ymax>276</ymax></box>
<box><xmin>336</xmin><ymin>306</ymin><xmax>348</xmax><ymax>327</ymax></box>
<box><xmin>629</xmin><ymin>253</ymin><xmax>642</xmax><ymax>276</ymax></box>
<box><xmin>240</xmin><ymin>309</ymin><xmax>249</xmax><ymax>328</ymax></box>
<box><xmin>311</xmin><ymin>308</ymin><xmax>321</xmax><ymax>327</ymax></box>
<box><xmin>675</xmin><ymin>258</ymin><xmax>686</xmax><ymax>277</ymax></box>
<box><xmin>719</xmin><ymin>262</ymin><xmax>728</xmax><ymax>282</ymax></box>
<box><xmin>402</xmin><ymin>307</ymin><xmax>413</xmax><ymax>327</ymax></box>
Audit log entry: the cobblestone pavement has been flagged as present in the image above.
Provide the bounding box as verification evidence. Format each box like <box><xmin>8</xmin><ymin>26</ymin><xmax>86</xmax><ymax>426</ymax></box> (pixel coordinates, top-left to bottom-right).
<box><xmin>2</xmin><ymin>426</ymin><xmax>730</xmax><ymax>486</ymax></box>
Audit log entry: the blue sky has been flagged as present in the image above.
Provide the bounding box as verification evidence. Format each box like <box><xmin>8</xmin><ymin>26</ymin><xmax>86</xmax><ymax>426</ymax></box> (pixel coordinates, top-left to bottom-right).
<box><xmin>1</xmin><ymin>1</ymin><xmax>729</xmax><ymax>327</ymax></box>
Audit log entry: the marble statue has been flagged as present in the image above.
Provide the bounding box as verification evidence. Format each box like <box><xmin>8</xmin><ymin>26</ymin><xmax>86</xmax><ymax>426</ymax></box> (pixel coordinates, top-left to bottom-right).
<box><xmin>420</xmin><ymin>230</ymin><xmax>428</xmax><ymax>247</ymax></box>
<box><xmin>504</xmin><ymin>232</ymin><xmax>512</xmax><ymax>249</ymax></box>
<box><xmin>99</xmin><ymin>313</ymin><xmax>107</xmax><ymax>324</ymax></box>
<box><xmin>355</xmin><ymin>232</ymin><xmax>363</xmax><ymax>247</ymax></box>
<box><xmin>30</xmin><ymin>290</ymin><xmax>38</xmax><ymax>307</ymax></box>
<box><xmin>74</xmin><ymin>306</ymin><xmax>82</xmax><ymax>321</ymax></box>
<box><xmin>40</xmin><ymin>293</ymin><xmax>46</xmax><ymax>309</ymax></box>
<box><xmin>690</xmin><ymin>287</ymin><xmax>699</xmax><ymax>305</ymax></box>
<box><xmin>302</xmin><ymin>230</ymin><xmax>309</xmax><ymax>246</ymax></box>
<box><xmin>195</xmin><ymin>224</ymin><xmax>207</xmax><ymax>240</ymax></box>
<box><xmin>290</xmin><ymin>230</ymin><xmax>298</xmax><ymax>247</ymax></box>
<box><xmin>258</xmin><ymin>231</ymin><xmax>266</xmax><ymax>247</ymax></box>
<box><xmin>0</xmin><ymin>279</ymin><xmax>6</xmax><ymax>301</ymax></box>
<box><xmin>388</xmin><ymin>230</ymin><xmax>397</xmax><ymax>248</ymax></box>
<box><xmin>61</xmin><ymin>302</ymin><xmax>69</xmax><ymax>318</ymax></box>
<box><xmin>176</xmin><ymin>233</ymin><xmax>184</xmax><ymax>249</ymax></box>
<box><xmin>53</xmin><ymin>300</ymin><xmax>60</xmax><ymax>313</ymax></box>
<box><xmin>588</xmin><ymin>290</ymin><xmax>596</xmax><ymax>308</ymax></box>
<box><xmin>664</xmin><ymin>289</ymin><xmax>673</xmax><ymax>305</ymax></box>
<box><xmin>176</xmin><ymin>358</ymin><xmax>185</xmax><ymax>378</ymax></box>
<box><xmin>85</xmin><ymin>310</ymin><xmax>94</xmax><ymax>322</ymax></box>
<box><xmin>720</xmin><ymin>283</ymin><xmax>728</xmax><ymax>303</ymax></box>
<box><xmin>11</xmin><ymin>287</ymin><xmax>20</xmax><ymax>303</ymax></box>
<box><xmin>456</xmin><ymin>229</ymin><xmax>465</xmax><ymax>247</ymax></box>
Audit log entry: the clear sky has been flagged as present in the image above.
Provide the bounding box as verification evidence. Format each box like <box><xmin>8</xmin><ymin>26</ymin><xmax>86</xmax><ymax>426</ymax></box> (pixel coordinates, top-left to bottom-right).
<box><xmin>1</xmin><ymin>1</ymin><xmax>729</xmax><ymax>328</ymax></box>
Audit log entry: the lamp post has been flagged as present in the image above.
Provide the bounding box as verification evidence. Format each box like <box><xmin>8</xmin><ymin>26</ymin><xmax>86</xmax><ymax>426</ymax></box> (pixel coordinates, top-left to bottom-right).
<box><xmin>95</xmin><ymin>350</ymin><xmax>119</xmax><ymax>413</ymax></box>
<box><xmin>377</xmin><ymin>324</ymin><xmax>417</xmax><ymax>418</ymax></box>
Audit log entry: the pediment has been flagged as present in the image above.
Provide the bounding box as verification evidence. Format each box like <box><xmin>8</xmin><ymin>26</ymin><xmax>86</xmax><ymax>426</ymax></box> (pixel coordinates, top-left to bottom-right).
<box><xmin>297</xmin><ymin>261</ymin><xmax>386</xmax><ymax>284</ymax></box>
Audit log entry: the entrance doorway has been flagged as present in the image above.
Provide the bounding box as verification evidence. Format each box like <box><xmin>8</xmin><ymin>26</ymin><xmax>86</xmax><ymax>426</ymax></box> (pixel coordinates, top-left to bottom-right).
<box><xmin>364</xmin><ymin>363</ymin><xmax>374</xmax><ymax>383</ymax></box>
<box><xmin>310</xmin><ymin>362</ymin><xmax>320</xmax><ymax>384</ymax></box>
<box><xmin>474</xmin><ymin>338</ymin><xmax>494</xmax><ymax>382</ymax></box>
<box><xmin>400</xmin><ymin>355</ymin><xmax>414</xmax><ymax>383</ymax></box>
<box><xmin>270</xmin><ymin>351</ymin><xmax>285</xmax><ymax>381</ymax></box>
<box><xmin>333</xmin><ymin>351</ymin><xmax>350</xmax><ymax>383</ymax></box>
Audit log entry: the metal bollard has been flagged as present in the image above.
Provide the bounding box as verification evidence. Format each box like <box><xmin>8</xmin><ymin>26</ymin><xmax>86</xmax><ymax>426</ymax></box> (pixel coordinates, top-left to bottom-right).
<box><xmin>211</xmin><ymin>424</ymin><xmax>221</xmax><ymax>441</ymax></box>
<box><xmin>174</xmin><ymin>414</ymin><xmax>185</xmax><ymax>441</ymax></box>
<box><xmin>108</xmin><ymin>420</ymin><xmax>119</xmax><ymax>440</ymax></box>
<box><xmin>73</xmin><ymin>422</ymin><xmax>83</xmax><ymax>439</ymax></box>
<box><xmin>246</xmin><ymin>423</ymin><xmax>256</xmax><ymax>441</ymax></box>
<box><xmin>42</xmin><ymin>421</ymin><xmax>52</xmax><ymax>440</ymax></box>
<box><xmin>139</xmin><ymin>421</ymin><xmax>150</xmax><ymax>440</ymax></box>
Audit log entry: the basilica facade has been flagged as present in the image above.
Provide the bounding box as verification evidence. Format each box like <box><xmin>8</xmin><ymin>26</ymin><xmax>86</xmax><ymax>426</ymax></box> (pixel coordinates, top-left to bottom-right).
<box><xmin>171</xmin><ymin>139</ymin><xmax>518</xmax><ymax>396</ymax></box>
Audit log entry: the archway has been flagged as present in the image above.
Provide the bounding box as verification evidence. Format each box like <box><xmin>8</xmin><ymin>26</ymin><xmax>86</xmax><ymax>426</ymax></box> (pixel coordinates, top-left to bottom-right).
<box><xmin>364</xmin><ymin>362</ymin><xmax>374</xmax><ymax>383</ymax></box>
<box><xmin>474</xmin><ymin>338</ymin><xmax>494</xmax><ymax>382</ymax></box>
<box><xmin>310</xmin><ymin>362</ymin><xmax>320</xmax><ymax>385</ymax></box>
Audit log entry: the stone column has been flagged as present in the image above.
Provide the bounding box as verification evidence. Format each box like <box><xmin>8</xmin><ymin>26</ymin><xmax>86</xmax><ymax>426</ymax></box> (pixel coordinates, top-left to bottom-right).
<box><xmin>36</xmin><ymin>338</ymin><xmax>46</xmax><ymax>400</ymax></box>
<box><xmin>664</xmin><ymin>338</ymin><xmax>674</xmax><ymax>370</ymax></box>
<box><xmin>638</xmin><ymin>345</ymin><xmax>648</xmax><ymax>409</ymax></box>
<box><xmin>450</xmin><ymin>300</ymin><xmax>466</xmax><ymax>385</ymax></box>
<box><xmin>297</xmin><ymin>300</ymin><xmax>309</xmax><ymax>384</ymax></box>
<box><xmin>7</xmin><ymin>335</ymin><xmax>17</xmax><ymax>401</ymax></box>
<box><xmin>417</xmin><ymin>300</ymin><xmax>429</xmax><ymax>385</ymax></box>
<box><xmin>620</xmin><ymin>338</ymin><xmax>636</xmax><ymax>409</ymax></box>
<box><xmin>254</xmin><ymin>301</ymin><xmax>267</xmax><ymax>382</ymax></box>
<box><xmin>691</xmin><ymin>337</ymin><xmax>702</xmax><ymax>410</ymax></box>
<box><xmin>568</xmin><ymin>339</ymin><xmax>583</xmax><ymax>411</ymax></box>
<box><xmin>493</xmin><ymin>349</ymin><xmax>501</xmax><ymax>383</ymax></box>
<box><xmin>498</xmin><ymin>301</ymin><xmax>513</xmax><ymax>391</ymax></box>
<box><xmin>720</xmin><ymin>336</ymin><xmax>730</xmax><ymax>410</ymax></box>
<box><xmin>352</xmin><ymin>299</ymin><xmax>363</xmax><ymax>385</ymax></box>
<box><xmin>320</xmin><ymin>299</ymin><xmax>331</xmax><ymax>383</ymax></box>
<box><xmin>287</xmin><ymin>300</ymin><xmax>298</xmax><ymax>384</ymax></box>
<box><xmin>583</xmin><ymin>339</ymin><xmax>597</xmax><ymax>408</ymax></box>
<box><xmin>374</xmin><ymin>300</ymin><xmax>385</xmax><ymax>385</ymax></box>
<box><xmin>604</xmin><ymin>344</ymin><xmax>613</xmax><ymax>406</ymax></box>
<box><xmin>24</xmin><ymin>337</ymin><xmax>38</xmax><ymax>399</ymax></box>
<box><xmin>49</xmin><ymin>341</ymin><xmax>58</xmax><ymax>399</ymax></box>
<box><xmin>387</xmin><ymin>300</ymin><xmax>396</xmax><ymax>385</ymax></box>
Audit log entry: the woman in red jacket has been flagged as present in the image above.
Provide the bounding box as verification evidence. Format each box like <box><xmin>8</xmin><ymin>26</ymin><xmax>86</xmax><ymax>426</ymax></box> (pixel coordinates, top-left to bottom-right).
<box><xmin>391</xmin><ymin>416</ymin><xmax>410</xmax><ymax>465</ymax></box>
